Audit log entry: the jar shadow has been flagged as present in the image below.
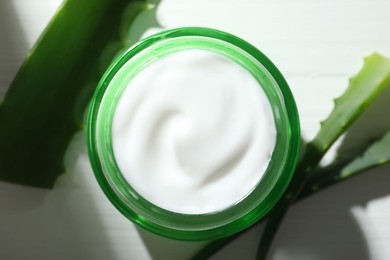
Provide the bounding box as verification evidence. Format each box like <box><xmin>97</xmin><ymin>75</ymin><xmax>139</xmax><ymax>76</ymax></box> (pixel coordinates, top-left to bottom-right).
<box><xmin>0</xmin><ymin>132</ymin><xmax>118</xmax><ymax>259</ymax></box>
<box><xmin>41</xmin><ymin>131</ymin><xmax>118</xmax><ymax>260</ymax></box>
<box><xmin>136</xmin><ymin>226</ymin><xmax>207</xmax><ymax>260</ymax></box>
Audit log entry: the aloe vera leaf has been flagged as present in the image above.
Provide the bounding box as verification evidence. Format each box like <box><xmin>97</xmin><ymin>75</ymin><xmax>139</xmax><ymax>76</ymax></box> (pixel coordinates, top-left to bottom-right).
<box><xmin>299</xmin><ymin>140</ymin><xmax>372</xmax><ymax>194</ymax></box>
<box><xmin>0</xmin><ymin>0</ymin><xmax>147</xmax><ymax>188</ymax></box>
<box><xmin>297</xmin><ymin>152</ymin><xmax>364</xmax><ymax>200</ymax></box>
<box><xmin>302</xmin><ymin>131</ymin><xmax>390</xmax><ymax>198</ymax></box>
<box><xmin>254</xmin><ymin>53</ymin><xmax>390</xmax><ymax>260</ymax></box>
<box><xmin>341</xmin><ymin>130</ymin><xmax>390</xmax><ymax>177</ymax></box>
<box><xmin>313</xmin><ymin>53</ymin><xmax>390</xmax><ymax>152</ymax></box>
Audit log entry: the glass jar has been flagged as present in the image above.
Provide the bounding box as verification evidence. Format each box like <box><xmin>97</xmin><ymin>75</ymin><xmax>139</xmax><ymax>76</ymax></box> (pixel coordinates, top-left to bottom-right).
<box><xmin>87</xmin><ymin>27</ymin><xmax>300</xmax><ymax>241</ymax></box>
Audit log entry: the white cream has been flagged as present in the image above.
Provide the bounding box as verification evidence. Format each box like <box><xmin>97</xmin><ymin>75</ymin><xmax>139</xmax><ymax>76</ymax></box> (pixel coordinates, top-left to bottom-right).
<box><xmin>112</xmin><ymin>49</ymin><xmax>276</xmax><ymax>214</ymax></box>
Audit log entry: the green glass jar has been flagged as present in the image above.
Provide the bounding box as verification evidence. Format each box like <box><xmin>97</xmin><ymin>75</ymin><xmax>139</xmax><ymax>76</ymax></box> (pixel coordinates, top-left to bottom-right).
<box><xmin>87</xmin><ymin>27</ymin><xmax>300</xmax><ymax>241</ymax></box>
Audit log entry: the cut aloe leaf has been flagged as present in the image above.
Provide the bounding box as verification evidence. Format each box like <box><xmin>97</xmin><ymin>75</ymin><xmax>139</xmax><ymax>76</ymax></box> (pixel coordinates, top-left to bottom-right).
<box><xmin>313</xmin><ymin>53</ymin><xmax>390</xmax><ymax>153</ymax></box>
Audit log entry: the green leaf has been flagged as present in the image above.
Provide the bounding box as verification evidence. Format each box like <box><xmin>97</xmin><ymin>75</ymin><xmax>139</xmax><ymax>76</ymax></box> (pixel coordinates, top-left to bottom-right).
<box><xmin>341</xmin><ymin>130</ymin><xmax>390</xmax><ymax>178</ymax></box>
<box><xmin>313</xmin><ymin>53</ymin><xmax>390</xmax><ymax>152</ymax></box>
<box><xmin>255</xmin><ymin>53</ymin><xmax>390</xmax><ymax>260</ymax></box>
<box><xmin>0</xmin><ymin>0</ymin><xmax>147</xmax><ymax>188</ymax></box>
<box><xmin>298</xmin><ymin>131</ymin><xmax>390</xmax><ymax>201</ymax></box>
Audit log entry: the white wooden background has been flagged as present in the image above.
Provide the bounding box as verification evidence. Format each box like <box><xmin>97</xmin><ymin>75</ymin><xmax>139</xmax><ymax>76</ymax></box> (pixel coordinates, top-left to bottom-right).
<box><xmin>1</xmin><ymin>0</ymin><xmax>390</xmax><ymax>259</ymax></box>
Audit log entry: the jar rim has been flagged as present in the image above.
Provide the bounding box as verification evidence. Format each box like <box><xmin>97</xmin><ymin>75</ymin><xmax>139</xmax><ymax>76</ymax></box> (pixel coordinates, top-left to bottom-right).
<box><xmin>87</xmin><ymin>27</ymin><xmax>300</xmax><ymax>241</ymax></box>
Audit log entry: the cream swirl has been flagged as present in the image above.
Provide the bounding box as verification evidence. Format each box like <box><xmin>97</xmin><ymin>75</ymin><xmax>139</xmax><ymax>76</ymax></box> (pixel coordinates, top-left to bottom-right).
<box><xmin>112</xmin><ymin>49</ymin><xmax>276</xmax><ymax>214</ymax></box>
